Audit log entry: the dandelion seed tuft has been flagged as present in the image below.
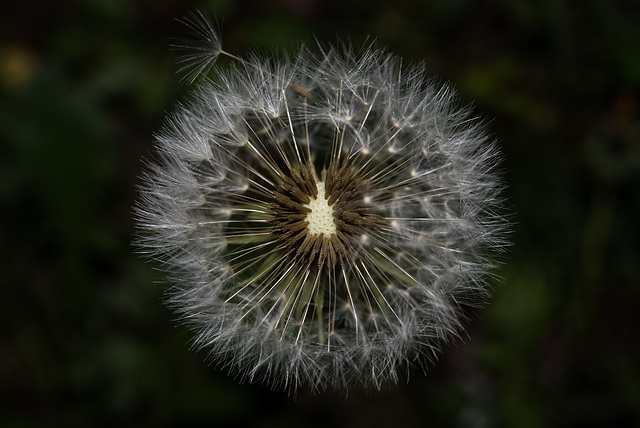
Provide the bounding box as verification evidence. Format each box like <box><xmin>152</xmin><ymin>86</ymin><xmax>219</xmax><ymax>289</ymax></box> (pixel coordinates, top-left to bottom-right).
<box><xmin>172</xmin><ymin>10</ymin><xmax>223</xmax><ymax>84</ymax></box>
<box><xmin>135</xmin><ymin>14</ymin><xmax>509</xmax><ymax>392</ymax></box>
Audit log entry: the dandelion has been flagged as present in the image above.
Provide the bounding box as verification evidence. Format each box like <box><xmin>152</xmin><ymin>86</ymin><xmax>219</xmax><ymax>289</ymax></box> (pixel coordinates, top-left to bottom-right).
<box><xmin>135</xmin><ymin>14</ymin><xmax>508</xmax><ymax>392</ymax></box>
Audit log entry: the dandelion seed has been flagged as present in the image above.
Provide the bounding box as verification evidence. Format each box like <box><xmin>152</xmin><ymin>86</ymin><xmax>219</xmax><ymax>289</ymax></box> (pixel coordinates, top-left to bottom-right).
<box><xmin>172</xmin><ymin>10</ymin><xmax>223</xmax><ymax>84</ymax></box>
<box><xmin>135</xmin><ymin>14</ymin><xmax>508</xmax><ymax>392</ymax></box>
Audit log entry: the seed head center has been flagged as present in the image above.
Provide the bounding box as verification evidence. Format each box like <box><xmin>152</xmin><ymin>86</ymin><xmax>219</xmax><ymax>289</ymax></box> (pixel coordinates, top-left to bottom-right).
<box><xmin>303</xmin><ymin>182</ymin><xmax>337</xmax><ymax>236</ymax></box>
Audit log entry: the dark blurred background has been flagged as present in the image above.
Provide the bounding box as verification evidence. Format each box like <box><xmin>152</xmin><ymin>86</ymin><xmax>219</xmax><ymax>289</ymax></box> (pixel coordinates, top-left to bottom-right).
<box><xmin>1</xmin><ymin>0</ymin><xmax>639</xmax><ymax>426</ymax></box>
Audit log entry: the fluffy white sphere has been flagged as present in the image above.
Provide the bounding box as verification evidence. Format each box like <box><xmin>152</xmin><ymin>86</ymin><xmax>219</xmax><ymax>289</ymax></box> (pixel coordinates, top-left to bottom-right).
<box><xmin>135</xmin><ymin>15</ymin><xmax>508</xmax><ymax>392</ymax></box>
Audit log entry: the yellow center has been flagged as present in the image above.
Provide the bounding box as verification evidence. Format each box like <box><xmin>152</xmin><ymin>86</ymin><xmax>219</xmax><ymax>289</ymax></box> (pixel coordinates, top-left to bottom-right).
<box><xmin>304</xmin><ymin>182</ymin><xmax>337</xmax><ymax>236</ymax></box>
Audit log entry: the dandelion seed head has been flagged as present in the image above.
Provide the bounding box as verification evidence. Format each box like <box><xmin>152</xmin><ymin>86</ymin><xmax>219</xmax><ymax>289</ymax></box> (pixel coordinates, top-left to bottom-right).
<box><xmin>135</xmin><ymin>15</ymin><xmax>509</xmax><ymax>392</ymax></box>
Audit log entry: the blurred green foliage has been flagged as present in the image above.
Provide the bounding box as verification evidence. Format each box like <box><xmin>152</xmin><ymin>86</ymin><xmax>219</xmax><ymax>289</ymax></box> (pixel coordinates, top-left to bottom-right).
<box><xmin>1</xmin><ymin>0</ymin><xmax>639</xmax><ymax>426</ymax></box>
